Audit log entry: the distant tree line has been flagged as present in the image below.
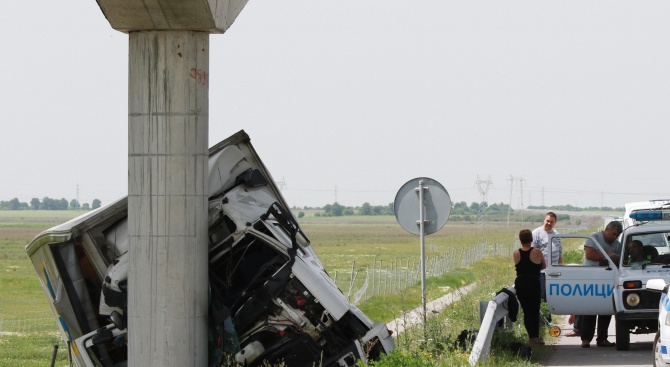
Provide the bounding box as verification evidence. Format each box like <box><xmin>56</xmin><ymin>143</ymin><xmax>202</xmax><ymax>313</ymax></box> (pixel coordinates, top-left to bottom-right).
<box><xmin>449</xmin><ymin>201</ymin><xmax>512</xmax><ymax>221</ymax></box>
<box><xmin>452</xmin><ymin>201</ymin><xmax>510</xmax><ymax>215</ymax></box>
<box><xmin>527</xmin><ymin>204</ymin><xmax>624</xmax><ymax>212</ymax></box>
<box><xmin>295</xmin><ymin>200</ymin><xmax>622</xmax><ymax>221</ymax></box>
<box><xmin>313</xmin><ymin>202</ymin><xmax>394</xmax><ymax>217</ymax></box>
<box><xmin>296</xmin><ymin>201</ymin><xmax>509</xmax><ymax>219</ymax></box>
<box><xmin>0</xmin><ymin>197</ymin><xmax>102</xmax><ymax>211</ymax></box>
<box><xmin>295</xmin><ymin>202</ymin><xmax>394</xmax><ymax>218</ymax></box>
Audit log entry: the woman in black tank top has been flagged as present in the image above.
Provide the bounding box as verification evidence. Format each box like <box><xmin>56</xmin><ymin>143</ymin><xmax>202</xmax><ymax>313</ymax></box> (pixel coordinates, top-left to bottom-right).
<box><xmin>514</xmin><ymin>229</ymin><xmax>547</xmax><ymax>344</ymax></box>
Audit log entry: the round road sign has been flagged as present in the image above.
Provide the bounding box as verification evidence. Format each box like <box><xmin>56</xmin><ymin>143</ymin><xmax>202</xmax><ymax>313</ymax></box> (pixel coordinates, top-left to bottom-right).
<box><xmin>394</xmin><ymin>177</ymin><xmax>451</xmax><ymax>235</ymax></box>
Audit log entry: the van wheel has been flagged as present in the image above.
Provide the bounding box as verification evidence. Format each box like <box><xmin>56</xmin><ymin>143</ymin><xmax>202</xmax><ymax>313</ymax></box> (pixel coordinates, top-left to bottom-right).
<box><xmin>616</xmin><ymin>318</ymin><xmax>630</xmax><ymax>351</ymax></box>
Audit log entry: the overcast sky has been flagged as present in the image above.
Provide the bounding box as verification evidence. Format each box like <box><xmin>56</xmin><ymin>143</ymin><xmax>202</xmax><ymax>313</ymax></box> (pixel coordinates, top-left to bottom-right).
<box><xmin>2</xmin><ymin>1</ymin><xmax>670</xmax><ymax>210</ymax></box>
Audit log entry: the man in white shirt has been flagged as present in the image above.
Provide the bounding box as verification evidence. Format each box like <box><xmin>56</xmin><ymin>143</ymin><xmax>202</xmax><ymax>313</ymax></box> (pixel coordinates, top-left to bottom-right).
<box><xmin>532</xmin><ymin>212</ymin><xmax>563</xmax><ymax>321</ymax></box>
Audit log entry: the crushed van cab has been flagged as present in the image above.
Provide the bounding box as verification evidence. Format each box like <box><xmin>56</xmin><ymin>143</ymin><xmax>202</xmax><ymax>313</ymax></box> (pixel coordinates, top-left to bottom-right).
<box><xmin>545</xmin><ymin>203</ymin><xmax>670</xmax><ymax>350</ymax></box>
<box><xmin>25</xmin><ymin>130</ymin><xmax>395</xmax><ymax>367</ymax></box>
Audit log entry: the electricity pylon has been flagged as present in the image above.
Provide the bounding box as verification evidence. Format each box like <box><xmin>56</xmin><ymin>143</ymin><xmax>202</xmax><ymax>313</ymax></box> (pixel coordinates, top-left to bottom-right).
<box><xmin>475</xmin><ymin>175</ymin><xmax>493</xmax><ymax>230</ymax></box>
<box><xmin>507</xmin><ymin>175</ymin><xmax>525</xmax><ymax>225</ymax></box>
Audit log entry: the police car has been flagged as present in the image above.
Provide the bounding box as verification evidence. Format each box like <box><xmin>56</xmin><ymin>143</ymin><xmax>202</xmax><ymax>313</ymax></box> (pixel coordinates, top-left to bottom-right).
<box><xmin>25</xmin><ymin>130</ymin><xmax>395</xmax><ymax>367</ymax></box>
<box><xmin>544</xmin><ymin>204</ymin><xmax>670</xmax><ymax>351</ymax></box>
<box><xmin>646</xmin><ymin>278</ymin><xmax>670</xmax><ymax>366</ymax></box>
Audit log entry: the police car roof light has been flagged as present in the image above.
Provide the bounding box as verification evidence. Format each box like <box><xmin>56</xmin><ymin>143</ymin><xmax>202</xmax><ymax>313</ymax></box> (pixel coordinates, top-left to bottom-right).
<box><xmin>629</xmin><ymin>210</ymin><xmax>670</xmax><ymax>221</ymax></box>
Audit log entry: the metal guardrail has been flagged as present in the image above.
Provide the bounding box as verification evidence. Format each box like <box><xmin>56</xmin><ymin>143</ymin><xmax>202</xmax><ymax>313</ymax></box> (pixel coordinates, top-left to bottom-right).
<box><xmin>468</xmin><ymin>286</ymin><xmax>515</xmax><ymax>366</ymax></box>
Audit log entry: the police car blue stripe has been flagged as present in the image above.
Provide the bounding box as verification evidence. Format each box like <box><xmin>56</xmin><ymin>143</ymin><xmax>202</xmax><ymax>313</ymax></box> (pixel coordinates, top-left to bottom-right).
<box><xmin>662</xmin><ymin>293</ymin><xmax>670</xmax><ymax>312</ymax></box>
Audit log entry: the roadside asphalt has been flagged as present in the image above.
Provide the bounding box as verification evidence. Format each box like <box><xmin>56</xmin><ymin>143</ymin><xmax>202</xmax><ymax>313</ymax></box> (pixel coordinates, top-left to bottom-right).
<box><xmin>542</xmin><ymin>315</ymin><xmax>654</xmax><ymax>367</ymax></box>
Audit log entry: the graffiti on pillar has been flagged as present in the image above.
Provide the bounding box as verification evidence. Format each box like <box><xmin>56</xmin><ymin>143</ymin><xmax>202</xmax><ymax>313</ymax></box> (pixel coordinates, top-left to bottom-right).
<box><xmin>189</xmin><ymin>67</ymin><xmax>209</xmax><ymax>87</ymax></box>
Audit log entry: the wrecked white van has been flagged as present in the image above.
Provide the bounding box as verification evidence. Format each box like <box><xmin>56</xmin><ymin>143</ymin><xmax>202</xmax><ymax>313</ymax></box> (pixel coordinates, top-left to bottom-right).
<box><xmin>25</xmin><ymin>130</ymin><xmax>395</xmax><ymax>367</ymax></box>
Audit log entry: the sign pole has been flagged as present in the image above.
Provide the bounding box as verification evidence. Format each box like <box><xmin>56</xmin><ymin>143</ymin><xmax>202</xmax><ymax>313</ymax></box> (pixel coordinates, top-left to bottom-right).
<box><xmin>417</xmin><ymin>180</ymin><xmax>427</xmax><ymax>340</ymax></box>
<box><xmin>394</xmin><ymin>176</ymin><xmax>451</xmax><ymax>345</ymax></box>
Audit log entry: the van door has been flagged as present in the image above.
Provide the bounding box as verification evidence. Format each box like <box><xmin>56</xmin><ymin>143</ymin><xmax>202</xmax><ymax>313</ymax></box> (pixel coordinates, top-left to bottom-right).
<box><xmin>545</xmin><ymin>234</ymin><xmax>618</xmax><ymax>315</ymax></box>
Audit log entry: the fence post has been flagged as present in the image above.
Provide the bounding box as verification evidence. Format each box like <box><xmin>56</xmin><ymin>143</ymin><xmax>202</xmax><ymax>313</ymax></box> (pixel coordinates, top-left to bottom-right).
<box><xmin>395</xmin><ymin>259</ymin><xmax>399</xmax><ymax>293</ymax></box>
<box><xmin>365</xmin><ymin>265</ymin><xmax>369</xmax><ymax>301</ymax></box>
<box><xmin>385</xmin><ymin>266</ymin><xmax>388</xmax><ymax>294</ymax></box>
<box><xmin>405</xmin><ymin>257</ymin><xmax>410</xmax><ymax>290</ymax></box>
<box><xmin>378</xmin><ymin>259</ymin><xmax>383</xmax><ymax>295</ymax></box>
<box><xmin>413</xmin><ymin>259</ymin><xmax>417</xmax><ymax>285</ymax></box>
<box><xmin>50</xmin><ymin>344</ymin><xmax>59</xmax><ymax>367</ymax></box>
<box><xmin>390</xmin><ymin>260</ymin><xmax>395</xmax><ymax>294</ymax></box>
<box><xmin>372</xmin><ymin>256</ymin><xmax>376</xmax><ymax>299</ymax></box>
<box><xmin>347</xmin><ymin>261</ymin><xmax>356</xmax><ymax>301</ymax></box>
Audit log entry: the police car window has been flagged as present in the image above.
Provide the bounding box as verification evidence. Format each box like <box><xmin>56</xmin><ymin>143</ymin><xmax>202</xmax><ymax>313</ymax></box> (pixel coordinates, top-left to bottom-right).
<box><xmin>624</xmin><ymin>232</ymin><xmax>670</xmax><ymax>266</ymax></box>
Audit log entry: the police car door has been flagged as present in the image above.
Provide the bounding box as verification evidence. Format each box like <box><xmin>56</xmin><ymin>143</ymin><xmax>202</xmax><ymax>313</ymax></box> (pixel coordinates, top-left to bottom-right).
<box><xmin>545</xmin><ymin>234</ymin><xmax>618</xmax><ymax>315</ymax></box>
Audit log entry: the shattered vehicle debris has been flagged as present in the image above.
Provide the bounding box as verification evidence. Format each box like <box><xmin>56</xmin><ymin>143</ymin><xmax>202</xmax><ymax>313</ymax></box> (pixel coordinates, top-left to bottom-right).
<box><xmin>25</xmin><ymin>130</ymin><xmax>395</xmax><ymax>367</ymax></box>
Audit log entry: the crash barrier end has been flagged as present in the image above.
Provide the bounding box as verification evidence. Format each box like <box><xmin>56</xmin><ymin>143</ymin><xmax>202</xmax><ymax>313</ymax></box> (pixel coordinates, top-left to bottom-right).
<box><xmin>468</xmin><ymin>286</ymin><xmax>516</xmax><ymax>366</ymax></box>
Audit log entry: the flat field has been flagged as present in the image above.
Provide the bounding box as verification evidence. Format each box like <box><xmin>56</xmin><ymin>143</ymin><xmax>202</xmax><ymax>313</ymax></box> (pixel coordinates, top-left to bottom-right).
<box><xmin>0</xmin><ymin>211</ymin><xmax>87</xmax><ymax>367</ymax></box>
<box><xmin>300</xmin><ymin>212</ymin><xmax>602</xmax><ymax>273</ymax></box>
<box><xmin>0</xmin><ymin>211</ymin><xmax>86</xmax><ymax>314</ymax></box>
<box><xmin>302</xmin><ymin>215</ymin><xmax>517</xmax><ymax>272</ymax></box>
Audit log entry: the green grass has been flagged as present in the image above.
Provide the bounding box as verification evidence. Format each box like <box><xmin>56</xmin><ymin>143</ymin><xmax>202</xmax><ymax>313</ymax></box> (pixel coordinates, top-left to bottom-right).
<box><xmin>360</xmin><ymin>256</ymin><xmax>550</xmax><ymax>366</ymax></box>
<box><xmin>358</xmin><ymin>270</ymin><xmax>475</xmax><ymax>323</ymax></box>
<box><xmin>0</xmin><ymin>215</ymin><xmax>74</xmax><ymax>367</ymax></box>
<box><xmin>0</xmin><ymin>227</ymin><xmax>54</xmax><ymax>315</ymax></box>
<box><xmin>301</xmin><ymin>217</ymin><xmax>518</xmax><ymax>273</ymax></box>
<box><xmin>353</xmin><ymin>215</ymin><xmax>603</xmax><ymax>366</ymax></box>
<box><xmin>0</xmin><ymin>334</ymin><xmax>68</xmax><ymax>367</ymax></box>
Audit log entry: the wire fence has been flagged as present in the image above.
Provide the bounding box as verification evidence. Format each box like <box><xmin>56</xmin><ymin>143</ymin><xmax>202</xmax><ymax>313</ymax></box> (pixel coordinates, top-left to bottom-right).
<box><xmin>333</xmin><ymin>240</ymin><xmax>515</xmax><ymax>304</ymax></box>
<box><xmin>0</xmin><ymin>310</ymin><xmax>66</xmax><ymax>354</ymax></box>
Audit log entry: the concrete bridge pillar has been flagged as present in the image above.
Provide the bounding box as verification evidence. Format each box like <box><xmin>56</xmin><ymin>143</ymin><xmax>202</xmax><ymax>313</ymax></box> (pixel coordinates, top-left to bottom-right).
<box><xmin>93</xmin><ymin>1</ymin><xmax>248</xmax><ymax>365</ymax></box>
<box><xmin>127</xmin><ymin>30</ymin><xmax>209</xmax><ymax>367</ymax></box>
